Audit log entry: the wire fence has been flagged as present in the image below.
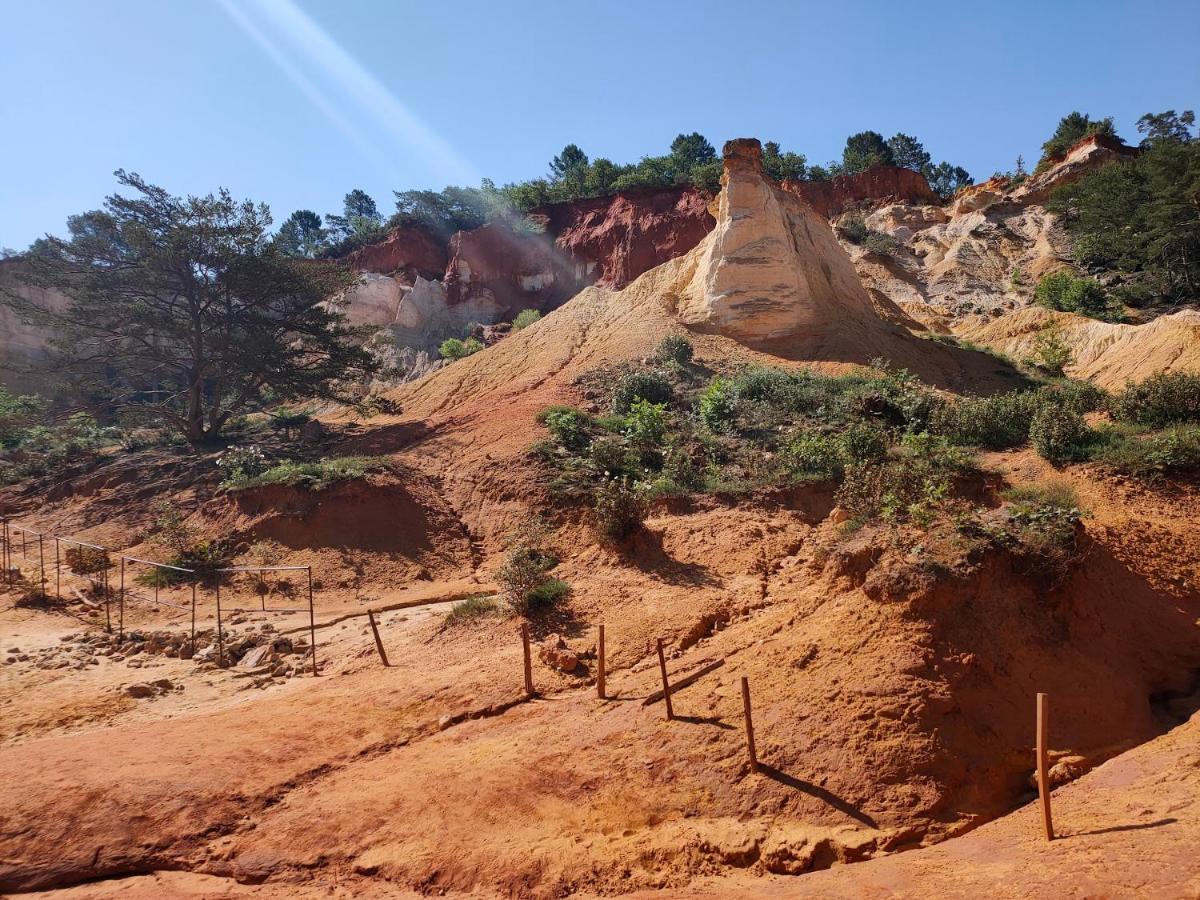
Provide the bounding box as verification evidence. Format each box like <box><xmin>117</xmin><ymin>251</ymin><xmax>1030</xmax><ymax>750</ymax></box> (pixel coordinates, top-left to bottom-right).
<box><xmin>1</xmin><ymin>519</ymin><xmax>318</xmax><ymax>675</ymax></box>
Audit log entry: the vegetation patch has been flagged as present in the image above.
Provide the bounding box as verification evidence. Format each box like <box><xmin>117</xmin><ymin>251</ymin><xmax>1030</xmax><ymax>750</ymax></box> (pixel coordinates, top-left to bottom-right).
<box><xmin>221</xmin><ymin>455</ymin><xmax>393</xmax><ymax>491</ymax></box>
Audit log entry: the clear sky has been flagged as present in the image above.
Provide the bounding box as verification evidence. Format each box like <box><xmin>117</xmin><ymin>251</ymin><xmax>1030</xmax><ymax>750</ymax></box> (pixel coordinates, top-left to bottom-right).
<box><xmin>2</xmin><ymin>0</ymin><xmax>1197</xmax><ymax>250</ymax></box>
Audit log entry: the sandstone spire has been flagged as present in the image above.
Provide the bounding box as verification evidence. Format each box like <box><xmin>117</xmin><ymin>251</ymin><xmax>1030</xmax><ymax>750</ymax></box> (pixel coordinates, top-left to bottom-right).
<box><xmin>678</xmin><ymin>138</ymin><xmax>885</xmax><ymax>343</ymax></box>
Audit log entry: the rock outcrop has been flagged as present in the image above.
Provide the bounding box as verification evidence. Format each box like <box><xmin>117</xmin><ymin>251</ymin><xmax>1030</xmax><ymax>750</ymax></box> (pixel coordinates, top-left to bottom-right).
<box><xmin>679</xmin><ymin>139</ymin><xmax>893</xmax><ymax>343</ymax></box>
<box><xmin>533</xmin><ymin>185</ymin><xmax>714</xmax><ymax>290</ymax></box>
<box><xmin>1012</xmin><ymin>132</ymin><xmax>1138</xmax><ymax>205</ymax></box>
<box><xmin>783</xmin><ymin>165</ymin><xmax>941</xmax><ymax>219</ymax></box>
<box><xmin>344</xmin><ymin>225</ymin><xmax>447</xmax><ymax>280</ymax></box>
<box><xmin>442</xmin><ymin>221</ymin><xmax>577</xmax><ymax>315</ymax></box>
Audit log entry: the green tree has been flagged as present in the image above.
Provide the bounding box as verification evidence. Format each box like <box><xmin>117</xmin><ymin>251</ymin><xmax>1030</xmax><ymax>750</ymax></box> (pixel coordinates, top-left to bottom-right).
<box><xmin>670</xmin><ymin>133</ymin><xmax>717</xmax><ymax>168</ymax></box>
<box><xmin>392</xmin><ymin>186</ymin><xmax>489</xmax><ymax>236</ymax></box>
<box><xmin>887</xmin><ymin>133</ymin><xmax>931</xmax><ymax>172</ymax></box>
<box><xmin>1037</xmin><ymin>111</ymin><xmax>1118</xmax><ymax>170</ymax></box>
<box><xmin>1136</xmin><ymin>109</ymin><xmax>1196</xmax><ymax>147</ymax></box>
<box><xmin>923</xmin><ymin>161</ymin><xmax>973</xmax><ymax>197</ymax></box>
<box><xmin>275</xmin><ymin>209</ymin><xmax>327</xmax><ymax>258</ymax></box>
<box><xmin>2</xmin><ymin>171</ymin><xmax>377</xmax><ymax>443</ymax></box>
<box><xmin>762</xmin><ymin>141</ymin><xmax>807</xmax><ymax>182</ymax></box>
<box><xmin>842</xmin><ymin>131</ymin><xmax>895</xmax><ymax>174</ymax></box>
<box><xmin>1049</xmin><ymin>135</ymin><xmax>1200</xmax><ymax>305</ymax></box>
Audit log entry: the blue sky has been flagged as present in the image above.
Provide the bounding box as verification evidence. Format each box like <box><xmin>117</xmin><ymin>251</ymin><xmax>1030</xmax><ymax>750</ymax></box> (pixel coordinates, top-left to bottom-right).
<box><xmin>2</xmin><ymin>0</ymin><xmax>1197</xmax><ymax>250</ymax></box>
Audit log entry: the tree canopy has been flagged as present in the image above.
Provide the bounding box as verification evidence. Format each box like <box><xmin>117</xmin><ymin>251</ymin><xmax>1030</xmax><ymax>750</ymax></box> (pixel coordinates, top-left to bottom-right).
<box><xmin>2</xmin><ymin>171</ymin><xmax>377</xmax><ymax>443</ymax></box>
<box><xmin>1049</xmin><ymin>112</ymin><xmax>1199</xmax><ymax>308</ymax></box>
<box><xmin>1037</xmin><ymin>111</ymin><xmax>1118</xmax><ymax>170</ymax></box>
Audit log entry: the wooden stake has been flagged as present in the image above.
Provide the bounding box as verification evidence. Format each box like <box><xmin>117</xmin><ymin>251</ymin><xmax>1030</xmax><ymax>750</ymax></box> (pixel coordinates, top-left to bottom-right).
<box><xmin>521</xmin><ymin>623</ymin><xmax>534</xmax><ymax>697</ymax></box>
<box><xmin>1036</xmin><ymin>692</ymin><xmax>1054</xmax><ymax>841</ymax></box>
<box><xmin>368</xmin><ymin>609</ymin><xmax>390</xmax><ymax>666</ymax></box>
<box><xmin>741</xmin><ymin>676</ymin><xmax>759</xmax><ymax>773</ymax></box>
<box><xmin>656</xmin><ymin>638</ymin><xmax>674</xmax><ymax>721</ymax></box>
<box><xmin>597</xmin><ymin>624</ymin><xmax>606</xmax><ymax>700</ymax></box>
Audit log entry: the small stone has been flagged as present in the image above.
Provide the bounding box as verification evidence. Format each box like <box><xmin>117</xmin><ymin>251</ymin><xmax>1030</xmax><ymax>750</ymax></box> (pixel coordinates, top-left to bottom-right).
<box><xmin>125</xmin><ymin>683</ymin><xmax>155</xmax><ymax>698</ymax></box>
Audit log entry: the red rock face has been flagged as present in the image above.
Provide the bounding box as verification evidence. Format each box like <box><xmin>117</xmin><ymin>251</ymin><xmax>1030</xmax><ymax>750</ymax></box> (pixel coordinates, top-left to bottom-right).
<box><xmin>534</xmin><ymin>185</ymin><xmax>715</xmax><ymax>290</ymax></box>
<box><xmin>442</xmin><ymin>221</ymin><xmax>575</xmax><ymax>314</ymax></box>
<box><xmin>782</xmin><ymin>166</ymin><xmax>941</xmax><ymax>219</ymax></box>
<box><xmin>344</xmin><ymin>226</ymin><xmax>447</xmax><ymax>280</ymax></box>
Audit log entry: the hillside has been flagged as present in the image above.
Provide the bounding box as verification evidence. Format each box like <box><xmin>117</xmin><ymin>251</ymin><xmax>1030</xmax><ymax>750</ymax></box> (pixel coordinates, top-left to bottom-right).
<box><xmin>2</xmin><ymin>138</ymin><xmax>1199</xmax><ymax>898</ymax></box>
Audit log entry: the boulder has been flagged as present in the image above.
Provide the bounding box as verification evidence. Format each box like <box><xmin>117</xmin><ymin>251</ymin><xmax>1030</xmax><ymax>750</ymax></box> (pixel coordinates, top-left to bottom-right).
<box><xmin>343</xmin><ymin>225</ymin><xmax>447</xmax><ymax>279</ymax></box>
<box><xmin>538</xmin><ymin>634</ymin><xmax>581</xmax><ymax>674</ymax></box>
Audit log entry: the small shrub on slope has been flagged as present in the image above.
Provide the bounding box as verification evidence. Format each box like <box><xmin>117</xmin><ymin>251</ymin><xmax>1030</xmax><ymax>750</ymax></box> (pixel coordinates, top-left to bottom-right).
<box><xmin>1029</xmin><ymin>405</ymin><xmax>1095</xmax><ymax>464</ymax></box>
<box><xmin>1112</xmin><ymin>373</ymin><xmax>1200</xmax><ymax>428</ymax></box>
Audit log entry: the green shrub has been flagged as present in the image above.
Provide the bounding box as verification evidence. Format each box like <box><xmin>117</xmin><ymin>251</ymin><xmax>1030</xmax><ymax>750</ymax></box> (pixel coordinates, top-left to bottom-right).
<box><xmin>1112</xmin><ymin>372</ymin><xmax>1200</xmax><ymax>427</ymax></box>
<box><xmin>589</xmin><ymin>436</ymin><xmax>635</xmax><ymax>477</ymax></box>
<box><xmin>1033</xmin><ymin>271</ymin><xmax>1121</xmax><ymax>321</ymax></box>
<box><xmin>224</xmin><ymin>456</ymin><xmax>391</xmax><ymax>490</ymax></box>
<box><xmin>863</xmin><ymin>231</ymin><xmax>901</xmax><ymax>257</ymax></box>
<box><xmin>439</xmin><ymin>337</ymin><xmax>484</xmax><ymax>361</ymax></box>
<box><xmin>1039</xmin><ymin>380</ymin><xmax>1108</xmax><ymax>415</ymax></box>
<box><xmin>931</xmin><ymin>391</ymin><xmax>1042</xmax><ymax>449</ymax></box>
<box><xmin>656</xmin><ymin>334</ymin><xmax>694</xmax><ymax>366</ymax></box>
<box><xmin>1029</xmin><ymin>405</ymin><xmax>1095</xmax><ymax>464</ymax></box>
<box><xmin>698</xmin><ymin>378</ymin><xmax>738</xmax><ymax>432</ymax></box>
<box><xmin>661</xmin><ymin>442</ymin><xmax>704</xmax><ymax>490</ymax></box>
<box><xmin>538</xmin><ymin>406</ymin><xmax>593</xmax><ymax>452</ymax></box>
<box><xmin>611</xmin><ymin>370</ymin><xmax>673</xmax><ymax>414</ymax></box>
<box><xmin>839</xmin><ymin>216</ymin><xmax>870</xmax><ymax>244</ymax></box>
<box><xmin>526</xmin><ymin>578</ymin><xmax>570</xmax><ymax>607</ymax></box>
<box><xmin>442</xmin><ymin>595</ymin><xmax>501</xmax><ymax>626</ymax></box>
<box><xmin>497</xmin><ymin>537</ymin><xmax>561</xmax><ymax>615</ymax></box>
<box><xmin>1094</xmin><ymin>426</ymin><xmax>1200</xmax><ymax>479</ymax></box>
<box><xmin>1029</xmin><ymin>326</ymin><xmax>1074</xmax><ymax>376</ymax></box>
<box><xmin>622</xmin><ymin>399</ymin><xmax>668</xmax><ymax>448</ymax></box>
<box><xmin>838</xmin><ymin>422</ymin><xmax>891</xmax><ymax>465</ymax></box>
<box><xmin>781</xmin><ymin>432</ymin><xmax>843</xmax><ymax>480</ymax></box>
<box><xmin>593</xmin><ymin>477</ymin><xmax>647</xmax><ymax>542</ymax></box>
<box><xmin>512</xmin><ymin>309</ymin><xmax>542</xmax><ymax>330</ymax></box>
<box><xmin>216</xmin><ymin>445</ymin><xmax>269</xmax><ymax>486</ymax></box>
<box><xmin>835</xmin><ymin>433</ymin><xmax>972</xmax><ymax>525</ymax></box>
<box><xmin>1001</xmin><ymin>482</ymin><xmax>1084</xmax><ymax>577</ymax></box>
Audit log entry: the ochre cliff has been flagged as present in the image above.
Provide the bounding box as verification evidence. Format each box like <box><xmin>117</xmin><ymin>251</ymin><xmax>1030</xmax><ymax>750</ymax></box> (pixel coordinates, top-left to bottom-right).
<box><xmin>783</xmin><ymin>165</ymin><xmax>941</xmax><ymax>218</ymax></box>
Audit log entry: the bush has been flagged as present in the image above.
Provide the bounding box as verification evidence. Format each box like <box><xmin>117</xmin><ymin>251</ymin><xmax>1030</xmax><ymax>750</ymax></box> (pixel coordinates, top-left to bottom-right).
<box><xmin>1039</xmin><ymin>380</ymin><xmax>1108</xmax><ymax>415</ymax></box>
<box><xmin>538</xmin><ymin>406</ymin><xmax>593</xmax><ymax>452</ymax></box>
<box><xmin>835</xmin><ymin>433</ymin><xmax>972</xmax><ymax>525</ymax></box>
<box><xmin>661</xmin><ymin>442</ymin><xmax>704</xmax><ymax>490</ymax></box>
<box><xmin>863</xmin><ymin>231</ymin><xmax>901</xmax><ymax>257</ymax></box>
<box><xmin>442</xmin><ymin>595</ymin><xmax>501</xmax><ymax>626</ymax></box>
<box><xmin>622</xmin><ymin>399</ymin><xmax>668</xmax><ymax>449</ymax></box>
<box><xmin>1112</xmin><ymin>372</ymin><xmax>1200</xmax><ymax>427</ymax></box>
<box><xmin>1029</xmin><ymin>326</ymin><xmax>1074</xmax><ymax>376</ymax></box>
<box><xmin>593</xmin><ymin>477</ymin><xmax>647</xmax><ymax>542</ymax></box>
<box><xmin>224</xmin><ymin>456</ymin><xmax>391</xmax><ymax>490</ymax></box>
<box><xmin>931</xmin><ymin>391</ymin><xmax>1042</xmax><ymax>449</ymax></box>
<box><xmin>838</xmin><ymin>422</ymin><xmax>891</xmax><ymax>465</ymax></box>
<box><xmin>588</xmin><ymin>436</ymin><xmax>636</xmax><ymax>477</ymax></box>
<box><xmin>497</xmin><ymin>537</ymin><xmax>561</xmax><ymax>615</ymax></box>
<box><xmin>439</xmin><ymin>337</ymin><xmax>484</xmax><ymax>361</ymax></box>
<box><xmin>1094</xmin><ymin>426</ymin><xmax>1200</xmax><ymax>479</ymax></box>
<box><xmin>526</xmin><ymin>578</ymin><xmax>570</xmax><ymax>607</ymax></box>
<box><xmin>656</xmin><ymin>334</ymin><xmax>694</xmax><ymax>366</ymax></box>
<box><xmin>611</xmin><ymin>370</ymin><xmax>673</xmax><ymax>414</ymax></box>
<box><xmin>781</xmin><ymin>431</ymin><xmax>843</xmax><ymax>480</ymax></box>
<box><xmin>1029</xmin><ymin>405</ymin><xmax>1094</xmax><ymax>464</ymax></box>
<box><xmin>839</xmin><ymin>216</ymin><xmax>870</xmax><ymax>244</ymax></box>
<box><xmin>1033</xmin><ymin>271</ymin><xmax>1121</xmax><ymax>321</ymax></box>
<box><xmin>216</xmin><ymin>445</ymin><xmax>269</xmax><ymax>486</ymax></box>
<box><xmin>698</xmin><ymin>378</ymin><xmax>738</xmax><ymax>432</ymax></box>
<box><xmin>512</xmin><ymin>309</ymin><xmax>542</xmax><ymax>330</ymax></box>
<box><xmin>1001</xmin><ymin>482</ymin><xmax>1084</xmax><ymax>578</ymax></box>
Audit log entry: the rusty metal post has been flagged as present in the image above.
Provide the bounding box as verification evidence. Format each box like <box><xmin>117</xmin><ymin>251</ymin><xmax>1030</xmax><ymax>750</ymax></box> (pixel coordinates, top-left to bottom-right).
<box><xmin>190</xmin><ymin>582</ymin><xmax>197</xmax><ymax>656</ymax></box>
<box><xmin>55</xmin><ymin>538</ymin><xmax>60</xmax><ymax>602</ymax></box>
<box><xmin>656</xmin><ymin>638</ymin><xmax>674</xmax><ymax>721</ymax></box>
<box><xmin>521</xmin><ymin>623</ymin><xmax>534</xmax><ymax>697</ymax></box>
<box><xmin>38</xmin><ymin>534</ymin><xmax>45</xmax><ymax>598</ymax></box>
<box><xmin>260</xmin><ymin>572</ymin><xmax>266</xmax><ymax>612</ymax></box>
<box><xmin>215</xmin><ymin>579</ymin><xmax>224</xmax><ymax>666</ymax></box>
<box><xmin>597</xmin><ymin>624</ymin><xmax>606</xmax><ymax>700</ymax></box>
<box><xmin>1036</xmin><ymin>692</ymin><xmax>1054</xmax><ymax>841</ymax></box>
<box><xmin>2</xmin><ymin>520</ymin><xmax>7</xmax><ymax>583</ymax></box>
<box><xmin>367</xmin><ymin>609</ymin><xmax>389</xmax><ymax>666</ymax></box>
<box><xmin>742</xmin><ymin>676</ymin><xmax>759</xmax><ymax>773</ymax></box>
